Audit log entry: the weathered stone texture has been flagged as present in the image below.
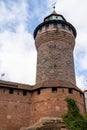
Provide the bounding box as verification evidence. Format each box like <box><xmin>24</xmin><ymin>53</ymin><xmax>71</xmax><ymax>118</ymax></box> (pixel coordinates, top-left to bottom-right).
<box><xmin>0</xmin><ymin>87</ymin><xmax>31</xmax><ymax>130</ymax></box>
<box><xmin>29</xmin><ymin>86</ymin><xmax>85</xmax><ymax>126</ymax></box>
<box><xmin>35</xmin><ymin>29</ymin><xmax>76</xmax><ymax>84</ymax></box>
<box><xmin>0</xmin><ymin>80</ymin><xmax>85</xmax><ymax>130</ymax></box>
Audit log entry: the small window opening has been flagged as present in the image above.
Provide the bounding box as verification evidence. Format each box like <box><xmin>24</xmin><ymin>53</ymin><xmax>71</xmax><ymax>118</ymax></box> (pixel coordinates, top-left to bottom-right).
<box><xmin>68</xmin><ymin>88</ymin><xmax>73</xmax><ymax>94</ymax></box>
<box><xmin>37</xmin><ymin>89</ymin><xmax>40</xmax><ymax>95</ymax></box>
<box><xmin>54</xmin><ymin>23</ymin><xmax>57</xmax><ymax>28</ymax></box>
<box><xmin>54</xmin><ymin>44</ymin><xmax>56</xmax><ymax>48</ymax></box>
<box><xmin>39</xmin><ymin>27</ymin><xmax>42</xmax><ymax>32</ymax></box>
<box><xmin>9</xmin><ymin>88</ymin><xmax>14</xmax><ymax>94</ymax></box>
<box><xmin>45</xmin><ymin>24</ymin><xmax>49</xmax><ymax>29</ymax></box>
<box><xmin>62</xmin><ymin>126</ymin><xmax>66</xmax><ymax>128</ymax></box>
<box><xmin>69</xmin><ymin>26</ymin><xmax>72</xmax><ymax>31</ymax></box>
<box><xmin>23</xmin><ymin>90</ymin><xmax>27</xmax><ymax>96</ymax></box>
<box><xmin>62</xmin><ymin>24</ymin><xmax>65</xmax><ymax>29</ymax></box>
<box><xmin>54</xmin><ymin>64</ymin><xmax>57</xmax><ymax>68</ymax></box>
<box><xmin>52</xmin><ymin>87</ymin><xmax>57</xmax><ymax>93</ymax></box>
<box><xmin>49</xmin><ymin>24</ymin><xmax>54</xmax><ymax>28</ymax></box>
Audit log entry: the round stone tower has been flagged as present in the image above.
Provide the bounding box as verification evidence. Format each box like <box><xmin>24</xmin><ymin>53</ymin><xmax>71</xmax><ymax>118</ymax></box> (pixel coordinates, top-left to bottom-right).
<box><xmin>34</xmin><ymin>10</ymin><xmax>76</xmax><ymax>85</ymax></box>
<box><xmin>30</xmin><ymin>10</ymin><xmax>85</xmax><ymax>127</ymax></box>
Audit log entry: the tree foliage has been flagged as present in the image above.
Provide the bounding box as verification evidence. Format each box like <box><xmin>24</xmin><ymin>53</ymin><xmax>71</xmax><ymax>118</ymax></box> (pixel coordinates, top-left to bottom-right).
<box><xmin>63</xmin><ymin>98</ymin><xmax>87</xmax><ymax>130</ymax></box>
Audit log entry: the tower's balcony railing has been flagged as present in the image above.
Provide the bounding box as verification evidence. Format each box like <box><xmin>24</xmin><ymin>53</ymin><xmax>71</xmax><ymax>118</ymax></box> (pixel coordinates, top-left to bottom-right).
<box><xmin>37</xmin><ymin>23</ymin><xmax>74</xmax><ymax>37</ymax></box>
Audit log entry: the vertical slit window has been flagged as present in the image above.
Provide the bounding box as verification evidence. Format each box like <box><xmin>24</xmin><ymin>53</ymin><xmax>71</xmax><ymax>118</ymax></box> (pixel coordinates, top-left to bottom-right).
<box><xmin>45</xmin><ymin>24</ymin><xmax>49</xmax><ymax>29</ymax></box>
<box><xmin>54</xmin><ymin>23</ymin><xmax>57</xmax><ymax>28</ymax></box>
<box><xmin>68</xmin><ymin>88</ymin><xmax>73</xmax><ymax>94</ymax></box>
<box><xmin>9</xmin><ymin>88</ymin><xmax>14</xmax><ymax>94</ymax></box>
<box><xmin>62</xmin><ymin>24</ymin><xmax>65</xmax><ymax>29</ymax></box>
<box><xmin>54</xmin><ymin>64</ymin><xmax>57</xmax><ymax>68</ymax></box>
<box><xmin>39</xmin><ymin>27</ymin><xmax>42</xmax><ymax>32</ymax></box>
<box><xmin>37</xmin><ymin>89</ymin><xmax>40</xmax><ymax>95</ymax></box>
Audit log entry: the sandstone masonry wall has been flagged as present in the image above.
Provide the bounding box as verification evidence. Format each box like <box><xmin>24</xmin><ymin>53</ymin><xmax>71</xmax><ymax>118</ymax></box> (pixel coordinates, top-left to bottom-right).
<box><xmin>0</xmin><ymin>87</ymin><xmax>31</xmax><ymax>130</ymax></box>
<box><xmin>29</xmin><ymin>87</ymin><xmax>85</xmax><ymax>126</ymax></box>
<box><xmin>35</xmin><ymin>28</ymin><xmax>76</xmax><ymax>84</ymax></box>
<box><xmin>0</xmin><ymin>81</ymin><xmax>85</xmax><ymax>130</ymax></box>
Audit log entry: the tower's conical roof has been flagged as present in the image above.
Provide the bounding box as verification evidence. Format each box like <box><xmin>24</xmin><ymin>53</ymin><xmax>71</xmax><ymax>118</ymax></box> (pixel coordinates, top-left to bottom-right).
<box><xmin>44</xmin><ymin>10</ymin><xmax>66</xmax><ymax>22</ymax></box>
<box><xmin>51</xmin><ymin>10</ymin><xmax>58</xmax><ymax>15</ymax></box>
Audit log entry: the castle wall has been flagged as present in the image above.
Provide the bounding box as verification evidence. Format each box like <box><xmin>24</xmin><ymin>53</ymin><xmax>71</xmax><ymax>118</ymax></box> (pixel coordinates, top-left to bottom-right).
<box><xmin>30</xmin><ymin>86</ymin><xmax>85</xmax><ymax>126</ymax></box>
<box><xmin>0</xmin><ymin>87</ymin><xmax>31</xmax><ymax>130</ymax></box>
<box><xmin>0</xmin><ymin>81</ymin><xmax>85</xmax><ymax>130</ymax></box>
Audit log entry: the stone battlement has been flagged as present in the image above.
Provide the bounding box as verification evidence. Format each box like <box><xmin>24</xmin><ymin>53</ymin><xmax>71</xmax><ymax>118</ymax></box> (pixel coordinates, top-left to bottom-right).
<box><xmin>0</xmin><ymin>80</ymin><xmax>85</xmax><ymax>130</ymax></box>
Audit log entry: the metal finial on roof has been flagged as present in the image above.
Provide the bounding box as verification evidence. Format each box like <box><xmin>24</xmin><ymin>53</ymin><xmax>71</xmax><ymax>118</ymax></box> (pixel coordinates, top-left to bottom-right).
<box><xmin>52</xmin><ymin>2</ymin><xmax>56</xmax><ymax>11</ymax></box>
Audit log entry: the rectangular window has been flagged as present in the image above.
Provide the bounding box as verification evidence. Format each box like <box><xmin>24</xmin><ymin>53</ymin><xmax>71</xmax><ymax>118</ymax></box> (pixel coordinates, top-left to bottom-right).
<box><xmin>9</xmin><ymin>88</ymin><xmax>14</xmax><ymax>94</ymax></box>
<box><xmin>54</xmin><ymin>23</ymin><xmax>57</xmax><ymax>28</ymax></box>
<box><xmin>37</xmin><ymin>89</ymin><xmax>40</xmax><ymax>95</ymax></box>
<box><xmin>62</xmin><ymin>24</ymin><xmax>65</xmax><ymax>29</ymax></box>
<box><xmin>45</xmin><ymin>24</ymin><xmax>49</xmax><ymax>29</ymax></box>
<box><xmin>23</xmin><ymin>90</ymin><xmax>27</xmax><ymax>96</ymax></box>
<box><xmin>68</xmin><ymin>88</ymin><xmax>73</xmax><ymax>94</ymax></box>
<box><xmin>52</xmin><ymin>87</ymin><xmax>57</xmax><ymax>93</ymax></box>
<box><xmin>39</xmin><ymin>27</ymin><xmax>42</xmax><ymax>32</ymax></box>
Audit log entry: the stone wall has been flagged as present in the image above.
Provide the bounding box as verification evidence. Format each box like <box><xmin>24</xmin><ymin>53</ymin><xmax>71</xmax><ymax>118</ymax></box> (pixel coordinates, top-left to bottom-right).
<box><xmin>0</xmin><ymin>80</ymin><xmax>85</xmax><ymax>130</ymax></box>
<box><xmin>0</xmin><ymin>85</ymin><xmax>31</xmax><ymax>130</ymax></box>
<box><xmin>35</xmin><ymin>28</ymin><xmax>76</xmax><ymax>84</ymax></box>
<box><xmin>29</xmin><ymin>83</ymin><xmax>85</xmax><ymax>126</ymax></box>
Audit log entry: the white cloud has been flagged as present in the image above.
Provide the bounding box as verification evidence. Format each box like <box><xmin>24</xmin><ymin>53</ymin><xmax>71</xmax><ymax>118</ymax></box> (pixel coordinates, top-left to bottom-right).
<box><xmin>0</xmin><ymin>28</ymin><xmax>37</xmax><ymax>84</ymax></box>
<box><xmin>0</xmin><ymin>0</ymin><xmax>29</xmax><ymax>31</ymax></box>
<box><xmin>76</xmin><ymin>75</ymin><xmax>87</xmax><ymax>90</ymax></box>
<box><xmin>0</xmin><ymin>0</ymin><xmax>37</xmax><ymax>85</ymax></box>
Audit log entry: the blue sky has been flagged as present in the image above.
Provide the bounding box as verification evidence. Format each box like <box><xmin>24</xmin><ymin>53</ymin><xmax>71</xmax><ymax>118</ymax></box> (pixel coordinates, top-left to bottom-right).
<box><xmin>0</xmin><ymin>0</ymin><xmax>87</xmax><ymax>90</ymax></box>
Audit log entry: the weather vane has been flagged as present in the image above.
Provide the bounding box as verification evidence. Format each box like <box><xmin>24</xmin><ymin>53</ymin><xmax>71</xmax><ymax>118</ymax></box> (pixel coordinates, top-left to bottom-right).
<box><xmin>52</xmin><ymin>2</ymin><xmax>56</xmax><ymax>11</ymax></box>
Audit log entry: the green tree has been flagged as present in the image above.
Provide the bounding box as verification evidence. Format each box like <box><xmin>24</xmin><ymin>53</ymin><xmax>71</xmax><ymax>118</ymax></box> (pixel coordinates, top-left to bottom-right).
<box><xmin>63</xmin><ymin>98</ymin><xmax>87</xmax><ymax>130</ymax></box>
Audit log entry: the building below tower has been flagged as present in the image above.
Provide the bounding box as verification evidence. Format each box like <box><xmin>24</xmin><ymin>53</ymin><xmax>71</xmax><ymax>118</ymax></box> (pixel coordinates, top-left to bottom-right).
<box><xmin>0</xmin><ymin>79</ymin><xmax>85</xmax><ymax>130</ymax></box>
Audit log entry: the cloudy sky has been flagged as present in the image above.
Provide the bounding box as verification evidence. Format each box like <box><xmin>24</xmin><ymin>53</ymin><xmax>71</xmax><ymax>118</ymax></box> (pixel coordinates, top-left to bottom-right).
<box><xmin>0</xmin><ymin>0</ymin><xmax>87</xmax><ymax>90</ymax></box>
